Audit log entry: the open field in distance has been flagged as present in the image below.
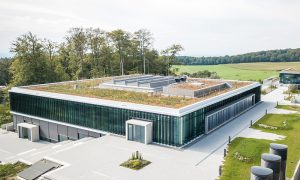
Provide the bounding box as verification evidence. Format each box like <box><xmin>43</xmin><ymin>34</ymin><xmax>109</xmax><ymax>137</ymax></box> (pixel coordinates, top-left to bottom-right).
<box><xmin>173</xmin><ymin>62</ymin><xmax>300</xmax><ymax>81</ymax></box>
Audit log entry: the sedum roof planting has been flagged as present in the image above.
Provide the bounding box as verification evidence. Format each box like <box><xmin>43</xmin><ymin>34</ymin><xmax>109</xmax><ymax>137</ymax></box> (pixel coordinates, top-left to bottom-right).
<box><xmin>24</xmin><ymin>76</ymin><xmax>253</xmax><ymax>108</ymax></box>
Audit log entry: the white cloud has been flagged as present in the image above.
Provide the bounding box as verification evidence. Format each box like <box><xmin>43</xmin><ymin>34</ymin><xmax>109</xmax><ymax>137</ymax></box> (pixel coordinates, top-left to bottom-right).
<box><xmin>0</xmin><ymin>0</ymin><xmax>300</xmax><ymax>57</ymax></box>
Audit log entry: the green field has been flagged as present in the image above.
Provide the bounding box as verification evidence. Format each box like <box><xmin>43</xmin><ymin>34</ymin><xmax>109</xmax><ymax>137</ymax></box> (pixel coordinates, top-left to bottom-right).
<box><xmin>173</xmin><ymin>62</ymin><xmax>300</xmax><ymax>81</ymax></box>
<box><xmin>220</xmin><ymin>106</ymin><xmax>300</xmax><ymax>180</ymax></box>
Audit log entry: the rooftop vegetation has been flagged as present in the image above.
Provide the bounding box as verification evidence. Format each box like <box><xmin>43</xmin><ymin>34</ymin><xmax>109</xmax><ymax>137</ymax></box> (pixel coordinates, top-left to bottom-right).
<box><xmin>27</xmin><ymin>80</ymin><xmax>199</xmax><ymax>108</ymax></box>
<box><xmin>25</xmin><ymin>78</ymin><xmax>251</xmax><ymax>108</ymax></box>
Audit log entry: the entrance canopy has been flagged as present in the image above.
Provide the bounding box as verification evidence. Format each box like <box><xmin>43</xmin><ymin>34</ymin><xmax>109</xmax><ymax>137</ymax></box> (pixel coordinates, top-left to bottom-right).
<box><xmin>126</xmin><ymin>119</ymin><xmax>152</xmax><ymax>144</ymax></box>
<box><xmin>17</xmin><ymin>122</ymin><xmax>39</xmax><ymax>142</ymax></box>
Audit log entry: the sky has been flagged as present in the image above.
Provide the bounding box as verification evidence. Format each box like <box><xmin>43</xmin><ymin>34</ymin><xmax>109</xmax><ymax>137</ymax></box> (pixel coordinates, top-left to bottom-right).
<box><xmin>0</xmin><ymin>0</ymin><xmax>300</xmax><ymax>57</ymax></box>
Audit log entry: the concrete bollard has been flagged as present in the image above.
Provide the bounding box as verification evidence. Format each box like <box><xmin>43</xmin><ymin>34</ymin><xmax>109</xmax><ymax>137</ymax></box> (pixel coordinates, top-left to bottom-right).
<box><xmin>250</xmin><ymin>166</ymin><xmax>273</xmax><ymax>180</ymax></box>
<box><xmin>270</xmin><ymin>143</ymin><xmax>288</xmax><ymax>180</ymax></box>
<box><xmin>261</xmin><ymin>153</ymin><xmax>281</xmax><ymax>180</ymax></box>
<box><xmin>224</xmin><ymin>149</ymin><xmax>227</xmax><ymax>157</ymax></box>
<box><xmin>228</xmin><ymin>136</ymin><xmax>231</xmax><ymax>144</ymax></box>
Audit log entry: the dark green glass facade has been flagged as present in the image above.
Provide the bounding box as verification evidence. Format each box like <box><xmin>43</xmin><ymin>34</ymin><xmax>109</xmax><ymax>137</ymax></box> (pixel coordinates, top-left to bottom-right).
<box><xmin>180</xmin><ymin>86</ymin><xmax>261</xmax><ymax>144</ymax></box>
<box><xmin>10</xmin><ymin>85</ymin><xmax>260</xmax><ymax>147</ymax></box>
<box><xmin>279</xmin><ymin>72</ymin><xmax>300</xmax><ymax>84</ymax></box>
<box><xmin>10</xmin><ymin>92</ymin><xmax>182</xmax><ymax>146</ymax></box>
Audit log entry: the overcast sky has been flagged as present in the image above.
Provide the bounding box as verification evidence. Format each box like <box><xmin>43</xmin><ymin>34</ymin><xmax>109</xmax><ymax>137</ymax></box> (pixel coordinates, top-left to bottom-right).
<box><xmin>1</xmin><ymin>0</ymin><xmax>300</xmax><ymax>57</ymax></box>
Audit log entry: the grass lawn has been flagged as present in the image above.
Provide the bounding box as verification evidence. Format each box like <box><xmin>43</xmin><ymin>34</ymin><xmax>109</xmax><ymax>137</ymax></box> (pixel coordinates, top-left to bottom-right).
<box><xmin>220</xmin><ymin>138</ymin><xmax>271</xmax><ymax>180</ymax></box>
<box><xmin>277</xmin><ymin>105</ymin><xmax>300</xmax><ymax>112</ymax></box>
<box><xmin>0</xmin><ymin>162</ymin><xmax>29</xmax><ymax>179</ymax></box>
<box><xmin>172</xmin><ymin>62</ymin><xmax>300</xmax><ymax>81</ymax></box>
<box><xmin>220</xmin><ymin>112</ymin><xmax>300</xmax><ymax>180</ymax></box>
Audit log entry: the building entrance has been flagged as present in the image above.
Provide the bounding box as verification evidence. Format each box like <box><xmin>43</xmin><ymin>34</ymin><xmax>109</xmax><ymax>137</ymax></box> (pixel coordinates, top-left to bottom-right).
<box><xmin>126</xmin><ymin>119</ymin><xmax>152</xmax><ymax>144</ymax></box>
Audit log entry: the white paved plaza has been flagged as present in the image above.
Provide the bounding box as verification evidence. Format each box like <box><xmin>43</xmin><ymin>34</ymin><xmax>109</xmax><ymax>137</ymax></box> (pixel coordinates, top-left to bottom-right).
<box><xmin>0</xmin><ymin>87</ymin><xmax>291</xmax><ymax>180</ymax></box>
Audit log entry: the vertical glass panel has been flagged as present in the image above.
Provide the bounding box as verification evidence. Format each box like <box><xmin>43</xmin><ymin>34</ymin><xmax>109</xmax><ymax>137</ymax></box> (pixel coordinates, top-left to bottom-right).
<box><xmin>205</xmin><ymin>94</ymin><xmax>255</xmax><ymax>133</ymax></box>
<box><xmin>127</xmin><ymin>124</ymin><xmax>145</xmax><ymax>143</ymax></box>
<box><xmin>128</xmin><ymin>124</ymin><xmax>133</xmax><ymax>141</ymax></box>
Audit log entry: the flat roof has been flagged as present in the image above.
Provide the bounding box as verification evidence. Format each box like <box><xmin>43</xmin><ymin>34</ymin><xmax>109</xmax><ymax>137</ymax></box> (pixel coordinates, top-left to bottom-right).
<box><xmin>126</xmin><ymin>119</ymin><xmax>152</xmax><ymax>126</ymax></box>
<box><xmin>17</xmin><ymin>122</ymin><xmax>38</xmax><ymax>129</ymax></box>
<box><xmin>280</xmin><ymin>70</ymin><xmax>300</xmax><ymax>74</ymax></box>
<box><xmin>17</xmin><ymin>159</ymin><xmax>61</xmax><ymax>180</ymax></box>
<box><xmin>10</xmin><ymin>75</ymin><xmax>260</xmax><ymax>116</ymax></box>
<box><xmin>169</xmin><ymin>79</ymin><xmax>227</xmax><ymax>91</ymax></box>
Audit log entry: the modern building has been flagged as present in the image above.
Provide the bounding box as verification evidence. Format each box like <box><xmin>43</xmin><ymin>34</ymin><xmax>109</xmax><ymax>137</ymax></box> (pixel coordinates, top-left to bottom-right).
<box><xmin>9</xmin><ymin>75</ymin><xmax>261</xmax><ymax>147</ymax></box>
<box><xmin>279</xmin><ymin>70</ymin><xmax>300</xmax><ymax>84</ymax></box>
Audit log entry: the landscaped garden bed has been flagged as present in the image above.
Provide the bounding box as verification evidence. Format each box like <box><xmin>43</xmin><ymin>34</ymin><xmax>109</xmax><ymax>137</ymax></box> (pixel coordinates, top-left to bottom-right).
<box><xmin>0</xmin><ymin>161</ymin><xmax>29</xmax><ymax>179</ymax></box>
<box><xmin>120</xmin><ymin>151</ymin><xmax>151</xmax><ymax>170</ymax></box>
<box><xmin>219</xmin><ymin>109</ymin><xmax>300</xmax><ymax>180</ymax></box>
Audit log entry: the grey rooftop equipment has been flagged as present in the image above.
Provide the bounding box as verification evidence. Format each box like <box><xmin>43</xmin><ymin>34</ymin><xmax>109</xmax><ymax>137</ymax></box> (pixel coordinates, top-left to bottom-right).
<box><xmin>99</xmin><ymin>75</ymin><xmax>176</xmax><ymax>92</ymax></box>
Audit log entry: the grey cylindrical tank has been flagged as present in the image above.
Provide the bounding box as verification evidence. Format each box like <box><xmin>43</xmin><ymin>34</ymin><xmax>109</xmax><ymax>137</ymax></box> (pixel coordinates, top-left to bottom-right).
<box><xmin>250</xmin><ymin>166</ymin><xmax>273</xmax><ymax>180</ymax></box>
<box><xmin>261</xmin><ymin>153</ymin><xmax>281</xmax><ymax>180</ymax></box>
<box><xmin>270</xmin><ymin>143</ymin><xmax>288</xmax><ymax>180</ymax></box>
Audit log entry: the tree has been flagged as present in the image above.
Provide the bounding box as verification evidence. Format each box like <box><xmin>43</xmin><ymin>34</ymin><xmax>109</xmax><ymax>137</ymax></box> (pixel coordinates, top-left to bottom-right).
<box><xmin>109</xmin><ymin>29</ymin><xmax>131</xmax><ymax>75</ymax></box>
<box><xmin>56</xmin><ymin>42</ymin><xmax>72</xmax><ymax>80</ymax></box>
<box><xmin>66</xmin><ymin>28</ymin><xmax>88</xmax><ymax>79</ymax></box>
<box><xmin>10</xmin><ymin>32</ymin><xmax>54</xmax><ymax>86</ymax></box>
<box><xmin>7</xmin><ymin>28</ymin><xmax>182</xmax><ymax>86</ymax></box>
<box><xmin>134</xmin><ymin>29</ymin><xmax>153</xmax><ymax>74</ymax></box>
<box><xmin>0</xmin><ymin>58</ymin><xmax>12</xmax><ymax>86</ymax></box>
<box><xmin>43</xmin><ymin>39</ymin><xmax>57</xmax><ymax>62</ymax></box>
<box><xmin>43</xmin><ymin>39</ymin><xmax>63</xmax><ymax>81</ymax></box>
<box><xmin>86</xmin><ymin>28</ymin><xmax>109</xmax><ymax>77</ymax></box>
<box><xmin>161</xmin><ymin>44</ymin><xmax>184</xmax><ymax>75</ymax></box>
<box><xmin>175</xmin><ymin>48</ymin><xmax>300</xmax><ymax>65</ymax></box>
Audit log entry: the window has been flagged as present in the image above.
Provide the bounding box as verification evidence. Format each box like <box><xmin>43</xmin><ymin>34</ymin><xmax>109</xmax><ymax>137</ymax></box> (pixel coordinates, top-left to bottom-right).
<box><xmin>127</xmin><ymin>124</ymin><xmax>145</xmax><ymax>143</ymax></box>
<box><xmin>205</xmin><ymin>94</ymin><xmax>255</xmax><ymax>133</ymax></box>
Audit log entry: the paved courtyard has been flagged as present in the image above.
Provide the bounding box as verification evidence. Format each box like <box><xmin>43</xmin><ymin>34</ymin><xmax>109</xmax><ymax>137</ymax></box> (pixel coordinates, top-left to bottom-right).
<box><xmin>0</xmin><ymin>87</ymin><xmax>290</xmax><ymax>180</ymax></box>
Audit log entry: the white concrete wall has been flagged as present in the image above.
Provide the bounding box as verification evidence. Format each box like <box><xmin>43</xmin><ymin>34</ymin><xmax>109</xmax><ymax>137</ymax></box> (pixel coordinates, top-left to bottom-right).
<box><xmin>31</xmin><ymin>126</ymin><xmax>39</xmax><ymax>142</ymax></box>
<box><xmin>145</xmin><ymin>123</ymin><xmax>152</xmax><ymax>144</ymax></box>
<box><xmin>293</xmin><ymin>160</ymin><xmax>300</xmax><ymax>180</ymax></box>
<box><xmin>126</xmin><ymin>120</ymin><xmax>153</xmax><ymax>145</ymax></box>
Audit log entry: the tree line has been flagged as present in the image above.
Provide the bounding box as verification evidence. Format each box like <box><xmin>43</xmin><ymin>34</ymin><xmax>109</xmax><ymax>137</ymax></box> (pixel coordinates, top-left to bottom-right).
<box><xmin>180</xmin><ymin>70</ymin><xmax>220</xmax><ymax>79</ymax></box>
<box><xmin>0</xmin><ymin>28</ymin><xmax>183</xmax><ymax>87</ymax></box>
<box><xmin>176</xmin><ymin>48</ymin><xmax>300</xmax><ymax>65</ymax></box>
<box><xmin>0</xmin><ymin>58</ymin><xmax>11</xmax><ymax>86</ymax></box>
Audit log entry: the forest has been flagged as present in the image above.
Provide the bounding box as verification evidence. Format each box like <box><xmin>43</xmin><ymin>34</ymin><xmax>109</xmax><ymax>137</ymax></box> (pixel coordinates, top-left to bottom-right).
<box><xmin>176</xmin><ymin>48</ymin><xmax>300</xmax><ymax>65</ymax></box>
<box><xmin>0</xmin><ymin>28</ymin><xmax>183</xmax><ymax>87</ymax></box>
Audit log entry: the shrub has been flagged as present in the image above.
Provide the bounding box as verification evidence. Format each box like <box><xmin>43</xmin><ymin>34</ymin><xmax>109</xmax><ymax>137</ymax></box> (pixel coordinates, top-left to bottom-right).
<box><xmin>121</xmin><ymin>151</ymin><xmax>151</xmax><ymax>170</ymax></box>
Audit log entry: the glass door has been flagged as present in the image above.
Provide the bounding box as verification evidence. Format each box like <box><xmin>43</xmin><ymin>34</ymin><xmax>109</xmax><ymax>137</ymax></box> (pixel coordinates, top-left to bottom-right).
<box><xmin>127</xmin><ymin>124</ymin><xmax>145</xmax><ymax>143</ymax></box>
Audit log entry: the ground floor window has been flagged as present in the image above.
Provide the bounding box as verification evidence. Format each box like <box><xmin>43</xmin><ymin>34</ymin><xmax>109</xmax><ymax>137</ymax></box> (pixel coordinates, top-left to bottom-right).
<box><xmin>58</xmin><ymin>134</ymin><xmax>68</xmax><ymax>142</ymax></box>
<box><xmin>205</xmin><ymin>94</ymin><xmax>255</xmax><ymax>133</ymax></box>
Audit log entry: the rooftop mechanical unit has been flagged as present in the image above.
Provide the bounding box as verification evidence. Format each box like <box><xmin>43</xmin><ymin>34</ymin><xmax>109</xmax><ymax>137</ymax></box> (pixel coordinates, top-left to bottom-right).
<box><xmin>163</xmin><ymin>81</ymin><xmax>232</xmax><ymax>98</ymax></box>
<box><xmin>99</xmin><ymin>75</ymin><xmax>176</xmax><ymax>92</ymax></box>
